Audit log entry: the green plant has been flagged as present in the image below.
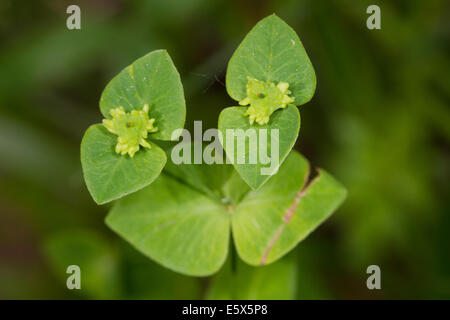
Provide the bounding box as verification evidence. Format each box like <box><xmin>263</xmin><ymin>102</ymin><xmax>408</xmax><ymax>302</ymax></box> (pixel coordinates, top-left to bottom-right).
<box><xmin>80</xmin><ymin>15</ymin><xmax>347</xmax><ymax>277</ymax></box>
<box><xmin>81</xmin><ymin>50</ymin><xmax>185</xmax><ymax>204</ymax></box>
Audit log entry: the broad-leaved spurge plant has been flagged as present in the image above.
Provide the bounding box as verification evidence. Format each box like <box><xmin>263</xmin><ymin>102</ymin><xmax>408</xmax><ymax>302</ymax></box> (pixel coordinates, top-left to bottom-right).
<box><xmin>81</xmin><ymin>15</ymin><xmax>347</xmax><ymax>277</ymax></box>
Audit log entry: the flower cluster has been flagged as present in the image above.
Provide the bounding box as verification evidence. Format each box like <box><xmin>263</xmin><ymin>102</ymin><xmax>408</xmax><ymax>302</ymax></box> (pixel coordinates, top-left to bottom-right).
<box><xmin>103</xmin><ymin>104</ymin><xmax>157</xmax><ymax>157</ymax></box>
<box><xmin>239</xmin><ymin>77</ymin><xmax>295</xmax><ymax>125</ymax></box>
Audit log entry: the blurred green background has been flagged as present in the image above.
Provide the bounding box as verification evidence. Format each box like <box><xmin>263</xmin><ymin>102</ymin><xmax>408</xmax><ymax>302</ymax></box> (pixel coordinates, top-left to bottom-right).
<box><xmin>0</xmin><ymin>0</ymin><xmax>449</xmax><ymax>299</ymax></box>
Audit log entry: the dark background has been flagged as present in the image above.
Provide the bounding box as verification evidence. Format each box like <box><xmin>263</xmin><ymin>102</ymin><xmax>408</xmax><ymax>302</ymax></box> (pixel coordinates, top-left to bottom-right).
<box><xmin>0</xmin><ymin>0</ymin><xmax>449</xmax><ymax>299</ymax></box>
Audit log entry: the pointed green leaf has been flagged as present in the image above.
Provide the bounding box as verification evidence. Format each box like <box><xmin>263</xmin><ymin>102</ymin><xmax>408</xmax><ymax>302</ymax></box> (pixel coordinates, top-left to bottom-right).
<box><xmin>218</xmin><ymin>105</ymin><xmax>300</xmax><ymax>189</ymax></box>
<box><xmin>105</xmin><ymin>173</ymin><xmax>230</xmax><ymax>276</ymax></box>
<box><xmin>81</xmin><ymin>124</ymin><xmax>166</xmax><ymax>204</ymax></box>
<box><xmin>232</xmin><ymin>151</ymin><xmax>347</xmax><ymax>266</ymax></box>
<box><xmin>100</xmin><ymin>49</ymin><xmax>186</xmax><ymax>141</ymax></box>
<box><xmin>226</xmin><ymin>14</ymin><xmax>316</xmax><ymax>105</ymax></box>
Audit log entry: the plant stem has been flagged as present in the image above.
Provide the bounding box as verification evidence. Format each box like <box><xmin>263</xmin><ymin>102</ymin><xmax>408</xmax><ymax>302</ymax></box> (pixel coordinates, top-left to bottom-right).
<box><xmin>230</xmin><ymin>238</ymin><xmax>238</xmax><ymax>299</ymax></box>
<box><xmin>230</xmin><ymin>237</ymin><xmax>237</xmax><ymax>275</ymax></box>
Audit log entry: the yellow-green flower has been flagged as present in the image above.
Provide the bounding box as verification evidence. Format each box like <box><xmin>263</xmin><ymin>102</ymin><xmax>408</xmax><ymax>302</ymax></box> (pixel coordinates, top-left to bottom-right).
<box><xmin>102</xmin><ymin>104</ymin><xmax>157</xmax><ymax>157</ymax></box>
<box><xmin>239</xmin><ymin>77</ymin><xmax>295</xmax><ymax>125</ymax></box>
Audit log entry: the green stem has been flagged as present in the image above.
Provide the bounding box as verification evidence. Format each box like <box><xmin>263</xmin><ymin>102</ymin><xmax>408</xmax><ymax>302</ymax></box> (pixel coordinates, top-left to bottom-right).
<box><xmin>230</xmin><ymin>240</ymin><xmax>237</xmax><ymax>275</ymax></box>
<box><xmin>230</xmin><ymin>239</ymin><xmax>238</xmax><ymax>299</ymax></box>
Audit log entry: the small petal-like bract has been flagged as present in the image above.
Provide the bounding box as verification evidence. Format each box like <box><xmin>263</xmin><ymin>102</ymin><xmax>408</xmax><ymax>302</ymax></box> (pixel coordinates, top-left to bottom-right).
<box><xmin>102</xmin><ymin>104</ymin><xmax>157</xmax><ymax>157</ymax></box>
<box><xmin>239</xmin><ymin>77</ymin><xmax>295</xmax><ymax>125</ymax></box>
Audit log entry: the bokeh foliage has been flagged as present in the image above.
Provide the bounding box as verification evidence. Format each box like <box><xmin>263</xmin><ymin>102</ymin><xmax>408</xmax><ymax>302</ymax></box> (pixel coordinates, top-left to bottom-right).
<box><xmin>0</xmin><ymin>0</ymin><xmax>448</xmax><ymax>299</ymax></box>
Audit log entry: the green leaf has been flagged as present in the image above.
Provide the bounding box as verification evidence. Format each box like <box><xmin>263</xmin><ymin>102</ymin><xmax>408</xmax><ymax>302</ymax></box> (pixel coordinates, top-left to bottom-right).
<box><xmin>218</xmin><ymin>105</ymin><xmax>300</xmax><ymax>189</ymax></box>
<box><xmin>221</xmin><ymin>15</ymin><xmax>314</xmax><ymax>190</ymax></box>
<box><xmin>105</xmin><ymin>148</ymin><xmax>346</xmax><ymax>276</ymax></box>
<box><xmin>81</xmin><ymin>49</ymin><xmax>186</xmax><ymax>204</ymax></box>
<box><xmin>232</xmin><ymin>151</ymin><xmax>347</xmax><ymax>266</ymax></box>
<box><xmin>206</xmin><ymin>256</ymin><xmax>297</xmax><ymax>299</ymax></box>
<box><xmin>81</xmin><ymin>124</ymin><xmax>166</xmax><ymax>204</ymax></box>
<box><xmin>43</xmin><ymin>229</ymin><xmax>121</xmax><ymax>299</ymax></box>
<box><xmin>226</xmin><ymin>14</ymin><xmax>316</xmax><ymax>106</ymax></box>
<box><xmin>100</xmin><ymin>49</ymin><xmax>185</xmax><ymax>141</ymax></box>
<box><xmin>105</xmin><ymin>173</ymin><xmax>230</xmax><ymax>276</ymax></box>
<box><xmin>162</xmin><ymin>141</ymin><xmax>236</xmax><ymax>202</ymax></box>
<box><xmin>161</xmin><ymin>141</ymin><xmax>251</xmax><ymax>204</ymax></box>
<box><xmin>221</xmin><ymin>169</ymin><xmax>251</xmax><ymax>205</ymax></box>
